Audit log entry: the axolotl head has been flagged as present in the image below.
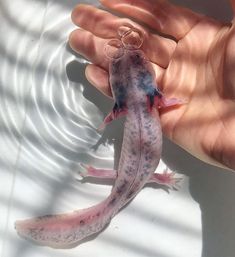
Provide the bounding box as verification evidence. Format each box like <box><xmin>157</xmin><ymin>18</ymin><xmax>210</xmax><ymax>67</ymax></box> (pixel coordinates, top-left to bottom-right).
<box><xmin>109</xmin><ymin>48</ymin><xmax>157</xmax><ymax>110</ymax></box>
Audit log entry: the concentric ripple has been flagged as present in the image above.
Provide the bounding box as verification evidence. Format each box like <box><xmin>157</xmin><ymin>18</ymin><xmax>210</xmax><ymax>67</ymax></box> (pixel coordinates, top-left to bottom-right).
<box><xmin>0</xmin><ymin>0</ymin><xmax>115</xmax><ymax>254</ymax></box>
<box><xmin>0</xmin><ymin>0</ymin><xmax>114</xmax><ymax>178</ymax></box>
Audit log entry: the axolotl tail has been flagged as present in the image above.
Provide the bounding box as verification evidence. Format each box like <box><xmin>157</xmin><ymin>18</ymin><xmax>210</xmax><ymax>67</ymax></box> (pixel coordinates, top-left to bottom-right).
<box><xmin>15</xmin><ymin>199</ymin><xmax>112</xmax><ymax>248</ymax></box>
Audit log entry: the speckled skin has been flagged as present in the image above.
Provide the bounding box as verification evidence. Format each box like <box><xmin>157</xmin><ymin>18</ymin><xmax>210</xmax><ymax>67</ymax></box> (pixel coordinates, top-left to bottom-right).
<box><xmin>15</xmin><ymin>49</ymin><xmax>164</xmax><ymax>248</ymax></box>
<box><xmin>107</xmin><ymin>49</ymin><xmax>162</xmax><ymax>207</ymax></box>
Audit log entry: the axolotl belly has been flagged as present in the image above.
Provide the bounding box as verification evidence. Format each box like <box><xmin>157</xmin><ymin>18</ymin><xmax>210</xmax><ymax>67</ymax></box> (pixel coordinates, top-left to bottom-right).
<box><xmin>15</xmin><ymin>48</ymin><xmax>181</xmax><ymax>248</ymax></box>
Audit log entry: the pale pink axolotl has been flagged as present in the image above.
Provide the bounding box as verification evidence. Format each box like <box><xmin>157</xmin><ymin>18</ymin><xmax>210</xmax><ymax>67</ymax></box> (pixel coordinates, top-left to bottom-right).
<box><xmin>15</xmin><ymin>26</ymin><xmax>183</xmax><ymax>248</ymax></box>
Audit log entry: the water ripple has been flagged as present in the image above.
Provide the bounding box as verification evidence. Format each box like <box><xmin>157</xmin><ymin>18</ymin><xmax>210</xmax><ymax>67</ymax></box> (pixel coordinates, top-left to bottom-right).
<box><xmin>16</xmin><ymin>14</ymin><xmax>114</xmax><ymax>170</ymax></box>
<box><xmin>0</xmin><ymin>2</ymin><xmax>114</xmax><ymax>254</ymax></box>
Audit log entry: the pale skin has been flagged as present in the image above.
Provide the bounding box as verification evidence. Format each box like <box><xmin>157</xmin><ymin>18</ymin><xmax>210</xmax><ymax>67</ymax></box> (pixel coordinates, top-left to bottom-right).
<box><xmin>69</xmin><ymin>0</ymin><xmax>235</xmax><ymax>171</ymax></box>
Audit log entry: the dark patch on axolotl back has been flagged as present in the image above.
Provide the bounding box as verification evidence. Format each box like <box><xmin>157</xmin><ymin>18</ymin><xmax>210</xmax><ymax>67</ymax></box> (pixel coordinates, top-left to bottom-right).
<box><xmin>136</xmin><ymin>70</ymin><xmax>163</xmax><ymax>107</ymax></box>
<box><xmin>79</xmin><ymin>220</ymin><xmax>85</xmax><ymax>226</ymax></box>
<box><xmin>111</xmin><ymin>59</ymin><xmax>122</xmax><ymax>74</ymax></box>
<box><xmin>116</xmin><ymin>179</ymin><xmax>129</xmax><ymax>195</ymax></box>
<box><xmin>35</xmin><ymin>214</ymin><xmax>55</xmax><ymax>221</ymax></box>
<box><xmin>136</xmin><ymin>70</ymin><xmax>160</xmax><ymax>95</ymax></box>
<box><xmin>108</xmin><ymin>197</ymin><xmax>117</xmax><ymax>207</ymax></box>
<box><xmin>112</xmin><ymin>82</ymin><xmax>127</xmax><ymax>110</ymax></box>
<box><xmin>130</xmin><ymin>52</ymin><xmax>144</xmax><ymax>66</ymax></box>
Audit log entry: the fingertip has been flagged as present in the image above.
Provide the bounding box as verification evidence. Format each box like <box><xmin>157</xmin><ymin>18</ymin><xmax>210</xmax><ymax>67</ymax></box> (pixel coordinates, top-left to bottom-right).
<box><xmin>68</xmin><ymin>28</ymin><xmax>89</xmax><ymax>55</ymax></box>
<box><xmin>68</xmin><ymin>29</ymin><xmax>78</xmax><ymax>51</ymax></box>
<box><xmin>71</xmin><ymin>4</ymin><xmax>94</xmax><ymax>25</ymax></box>
<box><xmin>71</xmin><ymin>4</ymin><xmax>85</xmax><ymax>23</ymax></box>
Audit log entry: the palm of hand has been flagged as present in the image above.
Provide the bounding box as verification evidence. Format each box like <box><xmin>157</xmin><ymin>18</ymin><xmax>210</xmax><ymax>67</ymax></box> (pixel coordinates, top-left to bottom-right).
<box><xmin>161</xmin><ymin>18</ymin><xmax>235</xmax><ymax>169</ymax></box>
<box><xmin>69</xmin><ymin>1</ymin><xmax>235</xmax><ymax>170</ymax></box>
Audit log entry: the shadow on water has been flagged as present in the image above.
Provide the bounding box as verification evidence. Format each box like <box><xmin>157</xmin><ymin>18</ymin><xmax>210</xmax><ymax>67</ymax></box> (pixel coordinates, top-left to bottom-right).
<box><xmin>162</xmin><ymin>137</ymin><xmax>235</xmax><ymax>257</ymax></box>
<box><xmin>65</xmin><ymin>49</ymin><xmax>124</xmax><ymax>169</ymax></box>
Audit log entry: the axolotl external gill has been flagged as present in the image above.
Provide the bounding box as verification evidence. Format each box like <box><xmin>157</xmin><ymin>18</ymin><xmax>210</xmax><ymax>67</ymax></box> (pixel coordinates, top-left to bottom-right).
<box><xmin>15</xmin><ymin>26</ymin><xmax>183</xmax><ymax>248</ymax></box>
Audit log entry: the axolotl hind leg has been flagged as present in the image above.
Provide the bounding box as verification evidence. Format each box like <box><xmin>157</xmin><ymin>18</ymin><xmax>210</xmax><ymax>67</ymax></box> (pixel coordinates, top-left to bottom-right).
<box><xmin>149</xmin><ymin>169</ymin><xmax>182</xmax><ymax>190</ymax></box>
<box><xmin>77</xmin><ymin>163</ymin><xmax>117</xmax><ymax>180</ymax></box>
<box><xmin>77</xmin><ymin>164</ymin><xmax>181</xmax><ymax>189</ymax></box>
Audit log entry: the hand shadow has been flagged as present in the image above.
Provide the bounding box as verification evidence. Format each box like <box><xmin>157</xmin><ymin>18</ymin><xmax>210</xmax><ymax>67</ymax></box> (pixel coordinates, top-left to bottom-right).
<box><xmin>162</xmin><ymin>137</ymin><xmax>235</xmax><ymax>257</ymax></box>
<box><xmin>65</xmin><ymin>44</ymin><xmax>124</xmax><ymax>169</ymax></box>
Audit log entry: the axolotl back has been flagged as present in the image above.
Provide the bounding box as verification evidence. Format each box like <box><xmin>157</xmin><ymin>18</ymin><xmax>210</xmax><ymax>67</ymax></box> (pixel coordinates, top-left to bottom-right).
<box><xmin>106</xmin><ymin>48</ymin><xmax>164</xmax><ymax>203</ymax></box>
<box><xmin>15</xmin><ymin>44</ymin><xmax>182</xmax><ymax>248</ymax></box>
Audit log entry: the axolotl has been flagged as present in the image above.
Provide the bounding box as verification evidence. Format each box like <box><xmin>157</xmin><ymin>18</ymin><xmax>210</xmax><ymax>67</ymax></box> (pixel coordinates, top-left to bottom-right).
<box><xmin>15</xmin><ymin>32</ymin><xmax>183</xmax><ymax>248</ymax></box>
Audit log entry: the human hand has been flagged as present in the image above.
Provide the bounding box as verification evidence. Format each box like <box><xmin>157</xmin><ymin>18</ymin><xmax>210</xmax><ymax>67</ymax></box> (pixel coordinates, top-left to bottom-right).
<box><xmin>69</xmin><ymin>0</ymin><xmax>235</xmax><ymax>171</ymax></box>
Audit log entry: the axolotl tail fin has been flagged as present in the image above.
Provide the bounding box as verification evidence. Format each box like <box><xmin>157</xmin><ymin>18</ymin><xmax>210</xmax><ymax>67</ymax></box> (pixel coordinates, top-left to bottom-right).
<box><xmin>15</xmin><ymin>199</ymin><xmax>110</xmax><ymax>248</ymax></box>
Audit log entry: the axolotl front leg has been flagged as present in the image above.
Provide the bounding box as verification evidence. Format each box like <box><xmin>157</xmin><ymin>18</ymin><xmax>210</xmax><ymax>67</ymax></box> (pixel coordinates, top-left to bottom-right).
<box><xmin>102</xmin><ymin>85</ymin><xmax>185</xmax><ymax>127</ymax></box>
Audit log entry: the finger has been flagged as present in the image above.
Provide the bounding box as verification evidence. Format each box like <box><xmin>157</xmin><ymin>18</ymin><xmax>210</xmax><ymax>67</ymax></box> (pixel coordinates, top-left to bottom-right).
<box><xmin>85</xmin><ymin>64</ymin><xmax>112</xmax><ymax>97</ymax></box>
<box><xmin>69</xmin><ymin>27</ymin><xmax>166</xmax><ymax>78</ymax></box>
<box><xmin>85</xmin><ymin>63</ymin><xmax>165</xmax><ymax>98</ymax></box>
<box><xmin>69</xmin><ymin>29</ymin><xmax>109</xmax><ymax>70</ymax></box>
<box><xmin>71</xmin><ymin>4</ymin><xmax>176</xmax><ymax>68</ymax></box>
<box><xmin>100</xmin><ymin>0</ymin><xmax>203</xmax><ymax>40</ymax></box>
<box><xmin>71</xmin><ymin>4</ymin><xmax>142</xmax><ymax>39</ymax></box>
